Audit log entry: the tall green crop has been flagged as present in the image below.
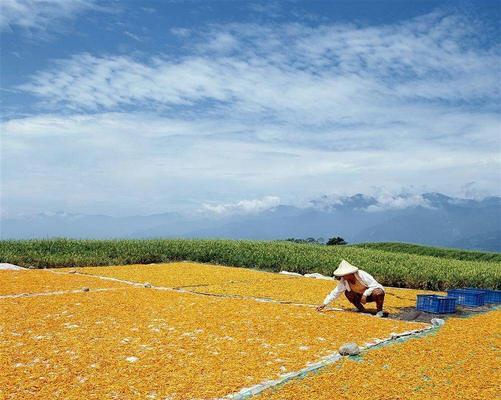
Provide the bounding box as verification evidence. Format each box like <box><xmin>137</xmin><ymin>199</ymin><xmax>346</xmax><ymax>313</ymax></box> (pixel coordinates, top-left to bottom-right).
<box><xmin>0</xmin><ymin>239</ymin><xmax>500</xmax><ymax>290</ymax></box>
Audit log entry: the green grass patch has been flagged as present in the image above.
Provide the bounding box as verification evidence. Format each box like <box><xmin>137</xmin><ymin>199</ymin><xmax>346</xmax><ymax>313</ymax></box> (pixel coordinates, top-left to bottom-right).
<box><xmin>1</xmin><ymin>238</ymin><xmax>500</xmax><ymax>290</ymax></box>
<box><xmin>352</xmin><ymin>242</ymin><xmax>501</xmax><ymax>263</ymax></box>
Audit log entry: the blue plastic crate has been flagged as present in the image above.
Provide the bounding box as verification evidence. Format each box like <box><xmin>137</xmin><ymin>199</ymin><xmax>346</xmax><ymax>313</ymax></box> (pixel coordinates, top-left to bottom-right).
<box><xmin>416</xmin><ymin>294</ymin><xmax>457</xmax><ymax>314</ymax></box>
<box><xmin>483</xmin><ymin>289</ymin><xmax>501</xmax><ymax>304</ymax></box>
<box><xmin>461</xmin><ymin>288</ymin><xmax>501</xmax><ymax>304</ymax></box>
<box><xmin>447</xmin><ymin>289</ymin><xmax>485</xmax><ymax>307</ymax></box>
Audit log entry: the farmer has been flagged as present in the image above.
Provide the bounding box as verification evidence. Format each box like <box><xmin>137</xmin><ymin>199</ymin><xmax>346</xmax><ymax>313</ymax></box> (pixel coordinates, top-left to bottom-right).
<box><xmin>316</xmin><ymin>259</ymin><xmax>386</xmax><ymax>317</ymax></box>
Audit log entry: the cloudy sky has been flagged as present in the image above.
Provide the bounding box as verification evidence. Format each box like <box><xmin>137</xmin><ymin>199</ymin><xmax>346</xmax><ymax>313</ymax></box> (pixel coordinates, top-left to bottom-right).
<box><xmin>1</xmin><ymin>0</ymin><xmax>500</xmax><ymax>217</ymax></box>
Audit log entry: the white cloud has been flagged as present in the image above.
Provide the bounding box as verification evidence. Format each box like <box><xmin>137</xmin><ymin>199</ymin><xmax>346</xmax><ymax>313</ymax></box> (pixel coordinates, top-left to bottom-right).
<box><xmin>202</xmin><ymin>196</ymin><xmax>281</xmax><ymax>215</ymax></box>
<box><xmin>123</xmin><ymin>31</ymin><xmax>142</xmax><ymax>42</ymax></box>
<box><xmin>247</xmin><ymin>2</ymin><xmax>282</xmax><ymax>17</ymax></box>
<box><xmin>170</xmin><ymin>27</ymin><xmax>191</xmax><ymax>37</ymax></box>
<box><xmin>2</xmin><ymin>10</ymin><xmax>501</xmax><ymax>216</ymax></box>
<box><xmin>19</xmin><ymin>12</ymin><xmax>499</xmax><ymax>118</ymax></box>
<box><xmin>365</xmin><ymin>193</ymin><xmax>432</xmax><ymax>212</ymax></box>
<box><xmin>202</xmin><ymin>32</ymin><xmax>239</xmax><ymax>53</ymax></box>
<box><xmin>2</xmin><ymin>111</ymin><xmax>499</xmax><ymax>216</ymax></box>
<box><xmin>0</xmin><ymin>0</ymin><xmax>100</xmax><ymax>32</ymax></box>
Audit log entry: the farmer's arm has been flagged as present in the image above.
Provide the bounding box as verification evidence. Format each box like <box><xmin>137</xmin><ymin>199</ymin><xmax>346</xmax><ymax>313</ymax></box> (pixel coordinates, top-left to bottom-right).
<box><xmin>316</xmin><ymin>281</ymin><xmax>345</xmax><ymax>311</ymax></box>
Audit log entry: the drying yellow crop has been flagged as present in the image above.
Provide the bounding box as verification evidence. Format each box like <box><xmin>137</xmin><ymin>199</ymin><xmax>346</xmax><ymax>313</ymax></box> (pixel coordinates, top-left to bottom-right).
<box><xmin>0</xmin><ymin>287</ymin><xmax>423</xmax><ymax>400</ymax></box>
<box><xmin>183</xmin><ymin>278</ymin><xmax>442</xmax><ymax>313</ymax></box>
<box><xmin>0</xmin><ymin>270</ymin><xmax>127</xmax><ymax>296</ymax></box>
<box><xmin>61</xmin><ymin>262</ymin><xmax>293</xmax><ymax>288</ymax></box>
<box><xmin>257</xmin><ymin>310</ymin><xmax>501</xmax><ymax>400</ymax></box>
<box><xmin>60</xmin><ymin>263</ymin><xmax>441</xmax><ymax>313</ymax></box>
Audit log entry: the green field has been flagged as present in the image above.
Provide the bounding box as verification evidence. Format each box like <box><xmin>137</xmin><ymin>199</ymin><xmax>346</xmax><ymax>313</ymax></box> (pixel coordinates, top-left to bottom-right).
<box><xmin>353</xmin><ymin>242</ymin><xmax>501</xmax><ymax>262</ymax></box>
<box><xmin>1</xmin><ymin>238</ymin><xmax>500</xmax><ymax>290</ymax></box>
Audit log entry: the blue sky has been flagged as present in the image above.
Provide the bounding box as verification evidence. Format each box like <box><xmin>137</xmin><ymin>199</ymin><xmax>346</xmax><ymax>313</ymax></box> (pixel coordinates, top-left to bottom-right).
<box><xmin>1</xmin><ymin>0</ymin><xmax>500</xmax><ymax>217</ymax></box>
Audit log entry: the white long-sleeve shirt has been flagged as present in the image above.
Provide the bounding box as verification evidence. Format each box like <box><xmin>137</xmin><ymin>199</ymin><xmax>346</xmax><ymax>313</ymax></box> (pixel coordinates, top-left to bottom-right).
<box><xmin>322</xmin><ymin>270</ymin><xmax>384</xmax><ymax>305</ymax></box>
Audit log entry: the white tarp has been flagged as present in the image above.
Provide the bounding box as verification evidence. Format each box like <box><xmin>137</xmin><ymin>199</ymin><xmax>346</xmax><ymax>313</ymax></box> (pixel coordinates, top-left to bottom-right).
<box><xmin>0</xmin><ymin>263</ymin><xmax>25</xmax><ymax>270</ymax></box>
<box><xmin>279</xmin><ymin>271</ymin><xmax>303</xmax><ymax>277</ymax></box>
<box><xmin>304</xmin><ymin>273</ymin><xmax>334</xmax><ymax>280</ymax></box>
<box><xmin>281</xmin><ymin>270</ymin><xmax>334</xmax><ymax>280</ymax></box>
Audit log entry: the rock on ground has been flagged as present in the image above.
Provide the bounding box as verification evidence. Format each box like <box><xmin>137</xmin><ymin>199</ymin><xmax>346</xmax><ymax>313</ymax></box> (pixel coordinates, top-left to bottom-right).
<box><xmin>339</xmin><ymin>343</ymin><xmax>360</xmax><ymax>356</ymax></box>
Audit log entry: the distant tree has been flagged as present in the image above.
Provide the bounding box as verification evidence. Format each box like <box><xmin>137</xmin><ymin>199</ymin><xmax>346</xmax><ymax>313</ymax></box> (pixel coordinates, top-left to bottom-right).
<box><xmin>326</xmin><ymin>236</ymin><xmax>348</xmax><ymax>246</ymax></box>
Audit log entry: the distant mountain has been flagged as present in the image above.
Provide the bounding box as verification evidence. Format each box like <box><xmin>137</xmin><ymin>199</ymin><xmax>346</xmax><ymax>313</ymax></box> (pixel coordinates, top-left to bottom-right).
<box><xmin>1</xmin><ymin>193</ymin><xmax>500</xmax><ymax>252</ymax></box>
<box><xmin>0</xmin><ymin>211</ymin><xmax>185</xmax><ymax>239</ymax></box>
<box><xmin>356</xmin><ymin>195</ymin><xmax>501</xmax><ymax>247</ymax></box>
<box><xmin>451</xmin><ymin>230</ymin><xmax>501</xmax><ymax>252</ymax></box>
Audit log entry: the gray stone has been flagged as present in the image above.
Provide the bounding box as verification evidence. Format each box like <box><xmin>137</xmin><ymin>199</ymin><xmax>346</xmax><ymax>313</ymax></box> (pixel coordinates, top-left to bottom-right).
<box><xmin>339</xmin><ymin>343</ymin><xmax>360</xmax><ymax>356</ymax></box>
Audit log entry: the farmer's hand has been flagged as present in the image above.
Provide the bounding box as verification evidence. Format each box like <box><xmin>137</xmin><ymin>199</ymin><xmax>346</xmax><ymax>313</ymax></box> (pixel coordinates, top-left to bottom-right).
<box><xmin>360</xmin><ymin>296</ymin><xmax>367</xmax><ymax>305</ymax></box>
<box><xmin>316</xmin><ymin>304</ymin><xmax>326</xmax><ymax>312</ymax></box>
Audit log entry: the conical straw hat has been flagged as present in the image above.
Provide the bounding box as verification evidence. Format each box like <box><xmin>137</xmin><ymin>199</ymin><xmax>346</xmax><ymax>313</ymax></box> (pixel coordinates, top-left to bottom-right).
<box><xmin>333</xmin><ymin>259</ymin><xmax>359</xmax><ymax>277</ymax></box>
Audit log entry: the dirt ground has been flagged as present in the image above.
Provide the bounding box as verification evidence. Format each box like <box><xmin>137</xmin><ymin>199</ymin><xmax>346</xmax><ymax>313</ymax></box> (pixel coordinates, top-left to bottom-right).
<box><xmin>391</xmin><ymin>304</ymin><xmax>498</xmax><ymax>323</ymax></box>
<box><xmin>343</xmin><ymin>303</ymin><xmax>499</xmax><ymax>323</ymax></box>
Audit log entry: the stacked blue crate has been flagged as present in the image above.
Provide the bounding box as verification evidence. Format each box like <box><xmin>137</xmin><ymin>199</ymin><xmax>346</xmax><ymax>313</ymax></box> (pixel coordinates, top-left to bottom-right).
<box><xmin>446</xmin><ymin>289</ymin><xmax>485</xmax><ymax>306</ymax></box>
<box><xmin>416</xmin><ymin>295</ymin><xmax>456</xmax><ymax>314</ymax></box>
<box><xmin>459</xmin><ymin>288</ymin><xmax>501</xmax><ymax>304</ymax></box>
<box><xmin>482</xmin><ymin>289</ymin><xmax>501</xmax><ymax>304</ymax></box>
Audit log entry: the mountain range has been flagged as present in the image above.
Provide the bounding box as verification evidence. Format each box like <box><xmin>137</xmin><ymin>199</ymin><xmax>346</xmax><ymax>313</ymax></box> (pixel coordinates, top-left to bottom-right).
<box><xmin>1</xmin><ymin>193</ymin><xmax>500</xmax><ymax>252</ymax></box>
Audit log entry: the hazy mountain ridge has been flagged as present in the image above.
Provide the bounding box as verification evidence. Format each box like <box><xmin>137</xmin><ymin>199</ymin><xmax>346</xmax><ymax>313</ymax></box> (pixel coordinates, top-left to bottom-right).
<box><xmin>1</xmin><ymin>193</ymin><xmax>500</xmax><ymax>252</ymax></box>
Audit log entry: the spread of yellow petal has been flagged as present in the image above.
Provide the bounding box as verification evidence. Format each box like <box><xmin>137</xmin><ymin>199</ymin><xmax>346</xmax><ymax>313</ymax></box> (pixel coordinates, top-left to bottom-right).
<box><xmin>1</xmin><ymin>262</ymin><xmax>496</xmax><ymax>400</ymax></box>
<box><xmin>184</xmin><ymin>279</ymin><xmax>442</xmax><ymax>313</ymax></box>
<box><xmin>256</xmin><ymin>310</ymin><xmax>501</xmax><ymax>400</ymax></box>
<box><xmin>60</xmin><ymin>262</ymin><xmax>293</xmax><ymax>287</ymax></box>
<box><xmin>63</xmin><ymin>262</ymin><xmax>443</xmax><ymax>313</ymax></box>
<box><xmin>0</xmin><ymin>270</ymin><xmax>127</xmax><ymax>296</ymax></box>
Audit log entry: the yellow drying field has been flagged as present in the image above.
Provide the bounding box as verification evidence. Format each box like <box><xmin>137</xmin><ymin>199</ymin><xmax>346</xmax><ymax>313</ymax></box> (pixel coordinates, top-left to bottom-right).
<box><xmin>1</xmin><ymin>262</ymin><xmax>497</xmax><ymax>400</ymax></box>
<box><xmin>61</xmin><ymin>262</ymin><xmax>294</xmax><ymax>287</ymax></box>
<box><xmin>183</xmin><ymin>279</ymin><xmax>442</xmax><ymax>313</ymax></box>
<box><xmin>66</xmin><ymin>262</ymin><xmax>440</xmax><ymax>313</ymax></box>
<box><xmin>256</xmin><ymin>310</ymin><xmax>501</xmax><ymax>400</ymax></box>
<box><xmin>0</xmin><ymin>270</ymin><xmax>127</xmax><ymax>296</ymax></box>
<box><xmin>0</xmin><ymin>287</ymin><xmax>421</xmax><ymax>399</ymax></box>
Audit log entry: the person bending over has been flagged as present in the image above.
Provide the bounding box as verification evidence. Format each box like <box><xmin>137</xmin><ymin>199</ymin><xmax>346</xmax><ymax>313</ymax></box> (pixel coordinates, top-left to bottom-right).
<box><xmin>316</xmin><ymin>259</ymin><xmax>386</xmax><ymax>317</ymax></box>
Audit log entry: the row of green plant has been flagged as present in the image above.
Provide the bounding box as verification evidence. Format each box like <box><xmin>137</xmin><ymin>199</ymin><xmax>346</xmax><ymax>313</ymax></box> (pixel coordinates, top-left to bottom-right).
<box><xmin>353</xmin><ymin>242</ymin><xmax>501</xmax><ymax>262</ymax></box>
<box><xmin>1</xmin><ymin>239</ymin><xmax>500</xmax><ymax>290</ymax></box>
